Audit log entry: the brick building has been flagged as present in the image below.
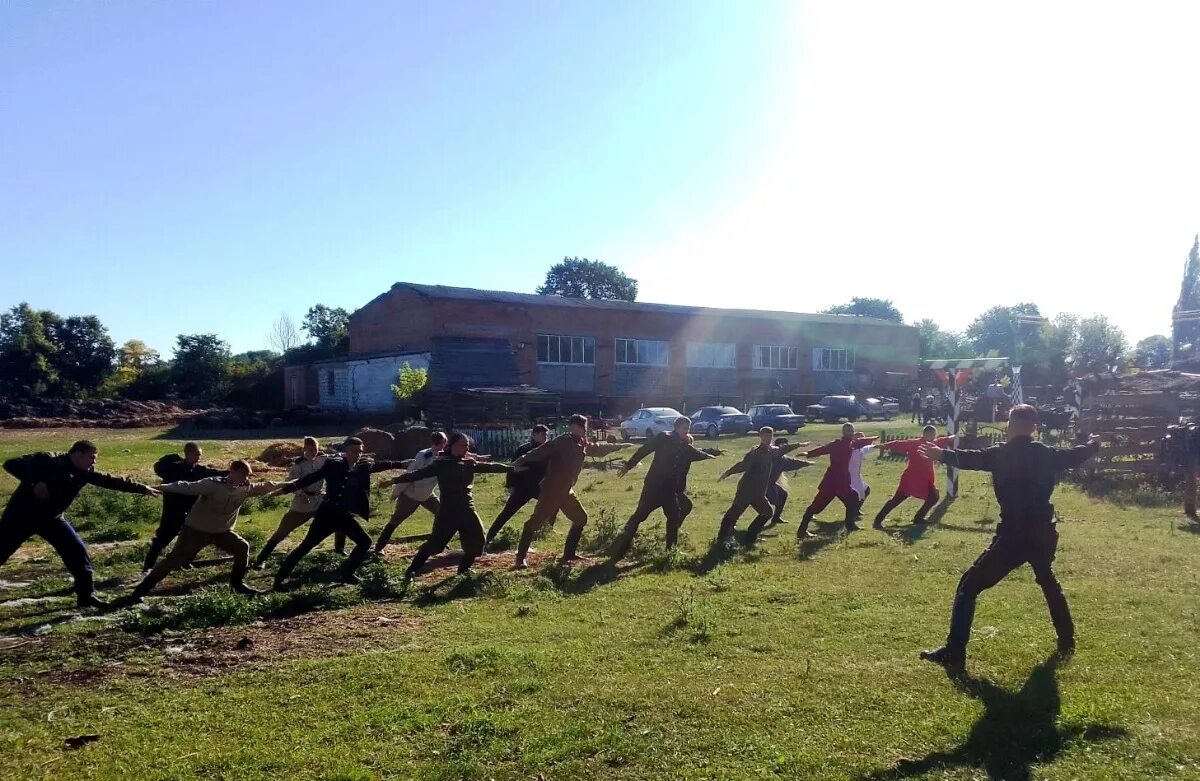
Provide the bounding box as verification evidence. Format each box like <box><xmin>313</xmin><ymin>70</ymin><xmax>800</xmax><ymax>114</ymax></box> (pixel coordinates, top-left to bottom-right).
<box><xmin>286</xmin><ymin>282</ymin><xmax>919</xmax><ymax>416</ymax></box>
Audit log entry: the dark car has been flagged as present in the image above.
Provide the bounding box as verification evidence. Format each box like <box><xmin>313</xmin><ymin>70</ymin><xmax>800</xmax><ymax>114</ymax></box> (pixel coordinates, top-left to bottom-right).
<box><xmin>747</xmin><ymin>404</ymin><xmax>807</xmax><ymax>434</ymax></box>
<box><xmin>690</xmin><ymin>406</ymin><xmax>754</xmax><ymax>438</ymax></box>
<box><xmin>805</xmin><ymin>395</ymin><xmax>864</xmax><ymax>423</ymax></box>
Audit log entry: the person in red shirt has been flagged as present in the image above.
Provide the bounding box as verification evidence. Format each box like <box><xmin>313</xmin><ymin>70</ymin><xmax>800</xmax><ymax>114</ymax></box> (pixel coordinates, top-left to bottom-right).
<box><xmin>797</xmin><ymin>423</ymin><xmax>878</xmax><ymax>536</ymax></box>
<box><xmin>872</xmin><ymin>425</ymin><xmax>952</xmax><ymax>529</ymax></box>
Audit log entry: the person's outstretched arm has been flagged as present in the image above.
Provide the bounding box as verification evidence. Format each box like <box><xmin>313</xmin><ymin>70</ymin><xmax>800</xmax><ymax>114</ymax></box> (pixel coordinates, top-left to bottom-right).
<box><xmin>394</xmin><ymin>461</ymin><xmax>443</xmax><ymax>485</ymax></box>
<box><xmin>512</xmin><ymin>435</ymin><xmax>563</xmax><ymax>468</ymax></box>
<box><xmin>158</xmin><ymin>479</ymin><xmax>217</xmax><ymax>496</ymax></box>
<box><xmin>1051</xmin><ymin>435</ymin><xmax>1102</xmax><ymax>470</ymax></box>
<box><xmin>87</xmin><ymin>469</ymin><xmax>159</xmax><ymax>496</ymax></box>
<box><xmin>804</xmin><ymin>442</ymin><xmax>835</xmax><ymax>459</ymax></box>
<box><xmin>370</xmin><ymin>459</ymin><xmax>409</xmax><ymax>473</ymax></box>
<box><xmin>921</xmin><ymin>442</ymin><xmax>999</xmax><ymax>472</ymax></box>
<box><xmin>719</xmin><ymin>452</ymin><xmax>751</xmax><ymax>481</ymax></box>
<box><xmin>618</xmin><ymin>438</ymin><xmax>658</xmax><ymax>477</ymax></box>
<box><xmin>778</xmin><ymin>457</ymin><xmax>815</xmax><ymax>473</ymax></box>
<box><xmin>473</xmin><ymin>461</ymin><xmax>513</xmax><ymax>475</ymax></box>
<box><xmin>283</xmin><ymin>460</ymin><xmax>333</xmax><ymax>493</ymax></box>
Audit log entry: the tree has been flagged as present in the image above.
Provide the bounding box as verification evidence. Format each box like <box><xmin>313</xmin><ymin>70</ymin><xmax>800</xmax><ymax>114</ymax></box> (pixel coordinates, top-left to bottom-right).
<box><xmin>268</xmin><ymin>313</ymin><xmax>301</xmax><ymax>354</ymax></box>
<box><xmin>0</xmin><ymin>303</ymin><xmax>58</xmax><ymax>397</ymax></box>
<box><xmin>1071</xmin><ymin>315</ymin><xmax>1128</xmax><ymax>375</ymax></box>
<box><xmin>915</xmin><ymin>319</ymin><xmax>972</xmax><ymax>360</ymax></box>
<box><xmin>537</xmin><ymin>257</ymin><xmax>638</xmax><ymax>301</ymax></box>
<box><xmin>390</xmin><ymin>362</ymin><xmax>428</xmax><ymax>401</ymax></box>
<box><xmin>41</xmin><ymin>313</ymin><xmax>116</xmax><ymax>396</ymax></box>
<box><xmin>171</xmin><ymin>333</ymin><xmax>232</xmax><ymax>400</ymax></box>
<box><xmin>1134</xmin><ymin>335</ymin><xmax>1171</xmax><ymax>370</ymax></box>
<box><xmin>1173</xmin><ymin>235</ymin><xmax>1200</xmax><ymax>363</ymax></box>
<box><xmin>302</xmin><ymin>304</ymin><xmax>350</xmax><ymax>354</ymax></box>
<box><xmin>964</xmin><ymin>303</ymin><xmax>1042</xmax><ymax>357</ymax></box>
<box><xmin>823</xmin><ymin>297</ymin><xmax>904</xmax><ymax>323</ymax></box>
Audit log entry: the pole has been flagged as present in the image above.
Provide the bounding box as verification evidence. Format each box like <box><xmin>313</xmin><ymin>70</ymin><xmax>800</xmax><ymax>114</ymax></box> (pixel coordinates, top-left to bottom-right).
<box><xmin>945</xmin><ymin>374</ymin><xmax>960</xmax><ymax>498</ymax></box>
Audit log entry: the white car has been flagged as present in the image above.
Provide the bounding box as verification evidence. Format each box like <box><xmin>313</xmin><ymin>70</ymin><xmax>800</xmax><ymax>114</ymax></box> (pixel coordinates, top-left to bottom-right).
<box><xmin>619</xmin><ymin>407</ymin><xmax>683</xmax><ymax>440</ymax></box>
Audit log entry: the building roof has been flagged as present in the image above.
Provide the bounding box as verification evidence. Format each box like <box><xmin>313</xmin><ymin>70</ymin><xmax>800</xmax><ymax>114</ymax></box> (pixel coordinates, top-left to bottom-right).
<box><xmin>373</xmin><ymin>282</ymin><xmax>910</xmax><ymax>328</ymax></box>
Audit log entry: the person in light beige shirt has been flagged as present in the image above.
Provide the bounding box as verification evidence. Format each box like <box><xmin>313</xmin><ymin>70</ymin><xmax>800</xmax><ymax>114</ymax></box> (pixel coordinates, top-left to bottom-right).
<box><xmin>254</xmin><ymin>437</ymin><xmax>327</xmax><ymax>568</ymax></box>
<box><xmin>126</xmin><ymin>459</ymin><xmax>290</xmax><ymax>601</ymax></box>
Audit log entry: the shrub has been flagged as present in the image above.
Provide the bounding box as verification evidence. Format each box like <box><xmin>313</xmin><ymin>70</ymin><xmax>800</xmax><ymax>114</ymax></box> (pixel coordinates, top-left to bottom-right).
<box><xmin>581</xmin><ymin>505</ymin><xmax>621</xmax><ymax>554</ymax></box>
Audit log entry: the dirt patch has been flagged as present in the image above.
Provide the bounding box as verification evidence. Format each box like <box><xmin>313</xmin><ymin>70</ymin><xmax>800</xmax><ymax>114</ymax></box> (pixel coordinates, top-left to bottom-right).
<box><xmin>257</xmin><ymin>441</ymin><xmax>305</xmax><ymax>467</ymax></box>
<box><xmin>379</xmin><ymin>545</ymin><xmax>591</xmax><ymax>576</ymax></box>
<box><xmin>354</xmin><ymin>427</ymin><xmax>396</xmax><ymax>460</ymax></box>
<box><xmin>0</xmin><ymin>397</ymin><xmax>206</xmax><ymax>429</ymax></box>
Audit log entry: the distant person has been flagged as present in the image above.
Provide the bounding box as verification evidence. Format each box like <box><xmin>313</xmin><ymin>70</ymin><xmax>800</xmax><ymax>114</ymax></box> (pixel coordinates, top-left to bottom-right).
<box><xmin>917</xmin><ymin>405</ymin><xmax>1100</xmax><ymax>670</ymax></box>
<box><xmin>910</xmin><ymin>390</ymin><xmax>922</xmax><ymax>423</ymax></box>
<box><xmin>510</xmin><ymin>414</ymin><xmax>591</xmax><ymax>569</ymax></box>
<box><xmin>717</xmin><ymin>428</ymin><xmax>812</xmax><ymax>546</ymax></box>
<box><xmin>374</xmin><ymin>431</ymin><xmax>448</xmax><ymax>554</ymax></box>
<box><xmin>143</xmin><ymin>442</ymin><xmax>228</xmax><ymax>573</ymax></box>
<box><xmin>0</xmin><ymin>441</ymin><xmax>159</xmax><ymax>609</ymax></box>
<box><xmin>253</xmin><ymin>437</ymin><xmax>326</xmax><ymax>569</ymax></box>
<box><xmin>485</xmin><ymin>425</ymin><xmax>550</xmax><ymax>548</ymax></box>
<box><xmin>392</xmin><ymin>433</ymin><xmax>512</xmax><ymax>579</ymax></box>
<box><xmin>796</xmin><ymin>424</ymin><xmax>877</xmax><ymax>536</ymax></box>
<box><xmin>610</xmin><ymin>416</ymin><xmax>715</xmax><ymax>560</ymax></box>
<box><xmin>873</xmin><ymin>426</ymin><xmax>952</xmax><ymax>528</ymax></box>
<box><xmin>272</xmin><ymin>437</ymin><xmax>407</xmax><ymax>589</ymax></box>
<box><xmin>848</xmin><ymin>438</ymin><xmax>878</xmax><ymax>519</ymax></box>
<box><xmin>127</xmin><ymin>460</ymin><xmax>287</xmax><ymax>601</ymax></box>
<box><xmin>767</xmin><ymin>436</ymin><xmax>812</xmax><ymax>526</ymax></box>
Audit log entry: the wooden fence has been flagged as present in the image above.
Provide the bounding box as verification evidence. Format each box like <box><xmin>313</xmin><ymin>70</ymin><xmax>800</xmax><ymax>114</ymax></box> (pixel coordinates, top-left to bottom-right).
<box><xmin>1078</xmin><ymin>392</ymin><xmax>1179</xmax><ymax>476</ymax></box>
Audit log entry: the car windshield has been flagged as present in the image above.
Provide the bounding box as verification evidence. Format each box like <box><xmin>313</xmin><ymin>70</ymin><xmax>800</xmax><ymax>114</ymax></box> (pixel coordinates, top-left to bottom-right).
<box><xmin>645</xmin><ymin>408</ymin><xmax>679</xmax><ymax>417</ymax></box>
<box><xmin>769</xmin><ymin>406</ymin><xmax>790</xmax><ymax>413</ymax></box>
<box><xmin>718</xmin><ymin>407</ymin><xmax>742</xmax><ymax>415</ymax></box>
<box><xmin>818</xmin><ymin>397</ymin><xmax>838</xmax><ymax>405</ymax></box>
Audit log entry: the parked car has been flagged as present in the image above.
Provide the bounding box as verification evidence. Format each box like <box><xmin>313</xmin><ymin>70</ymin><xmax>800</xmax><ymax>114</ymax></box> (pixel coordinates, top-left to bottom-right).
<box><xmin>806</xmin><ymin>395</ymin><xmax>865</xmax><ymax>423</ymax></box>
<box><xmin>690</xmin><ymin>406</ymin><xmax>754</xmax><ymax>438</ymax></box>
<box><xmin>747</xmin><ymin>404</ymin><xmax>807</xmax><ymax>434</ymax></box>
<box><xmin>619</xmin><ymin>407</ymin><xmax>683</xmax><ymax>440</ymax></box>
<box><xmin>870</xmin><ymin>397</ymin><xmax>901</xmax><ymax>416</ymax></box>
<box><xmin>859</xmin><ymin>397</ymin><xmax>895</xmax><ymax>421</ymax></box>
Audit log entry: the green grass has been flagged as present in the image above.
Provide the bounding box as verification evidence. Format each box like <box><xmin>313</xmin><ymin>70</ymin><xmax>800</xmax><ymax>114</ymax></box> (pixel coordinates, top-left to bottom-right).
<box><xmin>1</xmin><ymin>423</ymin><xmax>1199</xmax><ymax>779</ymax></box>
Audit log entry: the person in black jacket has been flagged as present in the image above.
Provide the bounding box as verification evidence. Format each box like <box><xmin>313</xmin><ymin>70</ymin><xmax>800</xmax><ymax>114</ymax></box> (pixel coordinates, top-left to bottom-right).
<box><xmin>484</xmin><ymin>424</ymin><xmax>549</xmax><ymax>547</ymax></box>
<box><xmin>0</xmin><ymin>440</ymin><xmax>160</xmax><ymax>608</ymax></box>
<box><xmin>395</xmin><ymin>432</ymin><xmax>512</xmax><ymax>579</ymax></box>
<box><xmin>272</xmin><ymin>436</ymin><xmax>406</xmax><ymax>589</ymax></box>
<box><xmin>142</xmin><ymin>443</ymin><xmax>228</xmax><ymax>572</ymax></box>
<box><xmin>917</xmin><ymin>404</ymin><xmax>1101</xmax><ymax>670</ymax></box>
<box><xmin>610</xmin><ymin>416</ymin><xmax>715</xmax><ymax>560</ymax></box>
<box><xmin>766</xmin><ymin>436</ymin><xmax>811</xmax><ymax>525</ymax></box>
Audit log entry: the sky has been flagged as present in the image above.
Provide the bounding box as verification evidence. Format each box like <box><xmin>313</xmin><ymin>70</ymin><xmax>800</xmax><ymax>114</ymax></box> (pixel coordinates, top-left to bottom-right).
<box><xmin>2</xmin><ymin>1</ymin><xmax>1198</xmax><ymax>356</ymax></box>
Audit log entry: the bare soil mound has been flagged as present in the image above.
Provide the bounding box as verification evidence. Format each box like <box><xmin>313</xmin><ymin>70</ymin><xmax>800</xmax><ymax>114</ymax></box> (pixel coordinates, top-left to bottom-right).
<box><xmin>0</xmin><ymin>397</ymin><xmax>205</xmax><ymax>429</ymax></box>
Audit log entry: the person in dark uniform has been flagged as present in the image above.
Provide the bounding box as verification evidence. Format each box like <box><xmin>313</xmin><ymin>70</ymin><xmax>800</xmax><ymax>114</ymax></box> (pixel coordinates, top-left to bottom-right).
<box><xmin>0</xmin><ymin>440</ymin><xmax>160</xmax><ymax>608</ymax></box>
<box><xmin>766</xmin><ymin>437</ymin><xmax>811</xmax><ymax>525</ymax></box>
<box><xmin>610</xmin><ymin>416</ymin><xmax>715</xmax><ymax>560</ymax></box>
<box><xmin>143</xmin><ymin>442</ymin><xmax>228</xmax><ymax>572</ymax></box>
<box><xmin>511</xmin><ymin>414</ymin><xmax>591</xmax><ymax>569</ymax></box>
<box><xmin>272</xmin><ymin>436</ymin><xmax>406</xmax><ymax>589</ymax></box>
<box><xmin>718</xmin><ymin>429</ymin><xmax>812</xmax><ymax>545</ymax></box>
<box><xmin>484</xmin><ymin>424</ymin><xmax>550</xmax><ymax>548</ymax></box>
<box><xmin>394</xmin><ymin>432</ymin><xmax>512</xmax><ymax>579</ymax></box>
<box><xmin>917</xmin><ymin>404</ymin><xmax>1100</xmax><ymax>670</ymax></box>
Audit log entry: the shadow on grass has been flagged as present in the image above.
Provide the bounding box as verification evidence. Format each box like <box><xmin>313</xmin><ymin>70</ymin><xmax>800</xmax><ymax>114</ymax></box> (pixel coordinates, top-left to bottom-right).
<box><xmin>890</xmin><ymin>496</ymin><xmax>958</xmax><ymax>543</ymax></box>
<box><xmin>859</xmin><ymin>654</ymin><xmax>1127</xmax><ymax>781</ymax></box>
<box><xmin>1179</xmin><ymin>519</ymin><xmax>1200</xmax><ymax>535</ymax></box>
<box><xmin>795</xmin><ymin>520</ymin><xmax>845</xmax><ymax>562</ymax></box>
<box><xmin>690</xmin><ymin>537</ymin><xmax>743</xmax><ymax>576</ymax></box>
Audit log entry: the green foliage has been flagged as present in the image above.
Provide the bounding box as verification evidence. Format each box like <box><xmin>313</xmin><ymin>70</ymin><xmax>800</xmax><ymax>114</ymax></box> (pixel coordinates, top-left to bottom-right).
<box><xmin>302</xmin><ymin>304</ymin><xmax>350</xmax><ymax>354</ymax></box>
<box><xmin>171</xmin><ymin>333</ymin><xmax>232</xmax><ymax>401</ymax></box>
<box><xmin>822</xmin><ymin>297</ymin><xmax>904</xmax><ymax>323</ymax></box>
<box><xmin>390</xmin><ymin>362</ymin><xmax>428</xmax><ymax>401</ymax></box>
<box><xmin>40</xmin><ymin>313</ymin><xmax>116</xmax><ymax>397</ymax></box>
<box><xmin>357</xmin><ymin>561</ymin><xmax>408</xmax><ymax>599</ymax></box>
<box><xmin>580</xmin><ymin>505</ymin><xmax>622</xmax><ymax>554</ymax></box>
<box><xmin>1173</xmin><ymin>235</ymin><xmax>1200</xmax><ymax>362</ymax></box>
<box><xmin>71</xmin><ymin>486</ymin><xmax>160</xmax><ymax>542</ymax></box>
<box><xmin>1135</xmin><ymin>335</ymin><xmax>1172</xmax><ymax>370</ymax></box>
<box><xmin>1072</xmin><ymin>315</ymin><xmax>1128</xmax><ymax>374</ymax></box>
<box><xmin>915</xmin><ymin>318</ymin><xmax>972</xmax><ymax>360</ymax></box>
<box><xmin>0</xmin><ymin>303</ymin><xmax>58</xmax><ymax>396</ymax></box>
<box><xmin>0</xmin><ymin>304</ymin><xmax>115</xmax><ymax>398</ymax></box>
<box><xmin>537</xmin><ymin>257</ymin><xmax>638</xmax><ymax>301</ymax></box>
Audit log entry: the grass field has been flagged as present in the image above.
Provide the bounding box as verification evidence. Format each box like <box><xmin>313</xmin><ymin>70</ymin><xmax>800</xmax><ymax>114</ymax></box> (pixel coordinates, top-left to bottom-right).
<box><xmin>1</xmin><ymin>423</ymin><xmax>1199</xmax><ymax>780</ymax></box>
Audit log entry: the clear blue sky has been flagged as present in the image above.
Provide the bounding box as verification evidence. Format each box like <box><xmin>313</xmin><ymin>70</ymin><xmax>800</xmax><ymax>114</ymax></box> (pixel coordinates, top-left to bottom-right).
<box><xmin>3</xmin><ymin>2</ymin><xmax>1198</xmax><ymax>356</ymax></box>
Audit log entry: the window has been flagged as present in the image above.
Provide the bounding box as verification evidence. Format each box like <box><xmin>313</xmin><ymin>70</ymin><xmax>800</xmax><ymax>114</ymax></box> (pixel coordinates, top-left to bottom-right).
<box><xmin>536</xmin><ymin>334</ymin><xmax>595</xmax><ymax>365</ymax></box>
<box><xmin>814</xmin><ymin>348</ymin><xmax>855</xmax><ymax>372</ymax></box>
<box><xmin>325</xmin><ymin>370</ymin><xmax>335</xmax><ymax>395</ymax></box>
<box><xmin>686</xmin><ymin>342</ymin><xmax>736</xmax><ymax>368</ymax></box>
<box><xmin>753</xmin><ymin>345</ymin><xmax>799</xmax><ymax>370</ymax></box>
<box><xmin>615</xmin><ymin>338</ymin><xmax>669</xmax><ymax>366</ymax></box>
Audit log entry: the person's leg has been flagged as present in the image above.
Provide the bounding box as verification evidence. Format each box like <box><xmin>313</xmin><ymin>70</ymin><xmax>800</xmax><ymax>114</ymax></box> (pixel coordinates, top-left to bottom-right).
<box><xmin>35</xmin><ymin>516</ymin><xmax>101</xmax><ymax>606</ymax></box>
<box><xmin>612</xmin><ymin>487</ymin><xmax>661</xmax><ymax>560</ymax></box>
<box><xmin>458</xmin><ymin>511</ymin><xmax>487</xmax><ymax>574</ymax></box>
<box><xmin>1186</xmin><ymin>467</ymin><xmax>1198</xmax><ymax>519</ymax></box>
<box><xmin>558</xmin><ymin>491</ymin><xmax>589</xmax><ymax>562</ymax></box>
<box><xmin>744</xmin><ymin>494</ymin><xmax>777</xmax><ymax>543</ymax></box>
<box><xmin>333</xmin><ymin>531</ymin><xmax>346</xmax><ymax>556</ymax></box>
<box><xmin>405</xmin><ymin>511</ymin><xmax>458</xmax><ymax>577</ymax></box>
<box><xmin>210</xmin><ymin>531</ymin><xmax>260</xmax><ymax>595</ymax></box>
<box><xmin>677</xmin><ymin>492</ymin><xmax>694</xmax><ymax>524</ymax></box>
<box><xmin>873</xmin><ymin>490</ymin><xmax>908</xmax><ymax>529</ymax></box>
<box><xmin>254</xmin><ymin>510</ymin><xmax>314</xmax><ymax>567</ymax></box>
<box><xmin>336</xmin><ymin>512</ymin><xmax>374</xmax><ymax>583</ymax></box>
<box><xmin>1028</xmin><ymin>527</ymin><xmax>1074</xmax><ymax>653</ymax></box>
<box><xmin>0</xmin><ymin>516</ymin><xmax>36</xmax><ymax>569</ymax></box>
<box><xmin>663</xmin><ymin>492</ymin><xmax>685</xmax><ymax>549</ymax></box>
<box><xmin>797</xmin><ymin>490</ymin><xmax>836</xmax><ymax>538</ymax></box>
<box><xmin>912</xmin><ymin>487</ymin><xmax>940</xmax><ymax>524</ymax></box>
<box><xmin>516</xmin><ymin>493</ymin><xmax>561</xmax><ymax>568</ymax></box>
<box><xmin>375</xmin><ymin>495</ymin><xmax>422</xmax><ymax>553</ymax></box>
<box><xmin>926</xmin><ymin>537</ymin><xmax>1022</xmax><ymax>665</ymax></box>
<box><xmin>486</xmin><ymin>490</ymin><xmax>533</xmax><ymax>544</ymax></box>
<box><xmin>131</xmin><ymin>527</ymin><xmax>210</xmax><ymax>599</ymax></box>
<box><xmin>717</xmin><ymin>495</ymin><xmax>751</xmax><ymax>540</ymax></box>
<box><xmin>273</xmin><ymin>510</ymin><xmax>337</xmax><ymax>588</ymax></box>
<box><xmin>769</xmin><ymin>485</ymin><xmax>789</xmax><ymax>524</ymax></box>
<box><xmin>143</xmin><ymin>510</ymin><xmax>185</xmax><ymax>572</ymax></box>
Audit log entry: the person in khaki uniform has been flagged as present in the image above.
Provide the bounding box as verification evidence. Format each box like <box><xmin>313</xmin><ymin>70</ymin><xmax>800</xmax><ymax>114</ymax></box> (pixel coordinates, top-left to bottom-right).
<box><xmin>127</xmin><ymin>460</ymin><xmax>288</xmax><ymax>601</ymax></box>
<box><xmin>253</xmin><ymin>437</ymin><xmax>326</xmax><ymax>568</ymax></box>
<box><xmin>511</xmin><ymin>414</ymin><xmax>590</xmax><ymax>569</ymax></box>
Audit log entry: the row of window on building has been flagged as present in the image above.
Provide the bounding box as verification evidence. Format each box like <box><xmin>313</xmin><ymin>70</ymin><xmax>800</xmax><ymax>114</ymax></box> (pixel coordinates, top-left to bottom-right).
<box><xmin>536</xmin><ymin>334</ymin><xmax>855</xmax><ymax>372</ymax></box>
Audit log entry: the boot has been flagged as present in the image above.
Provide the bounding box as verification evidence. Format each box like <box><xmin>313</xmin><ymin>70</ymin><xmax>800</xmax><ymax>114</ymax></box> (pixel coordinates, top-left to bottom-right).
<box><xmin>560</xmin><ymin>525</ymin><xmax>584</xmax><ymax>564</ymax></box>
<box><xmin>77</xmin><ymin>592</ymin><xmax>111</xmax><ymax>610</ymax></box>
<box><xmin>609</xmin><ymin>532</ymin><xmax>634</xmax><ymax>562</ymax></box>
<box><xmin>230</xmin><ymin>565</ymin><xmax>263</xmax><ymax>596</ymax></box>
<box><xmin>142</xmin><ymin>541</ymin><xmax>166</xmax><ymax>573</ymax></box>
<box><xmin>514</xmin><ymin>526</ymin><xmax>535</xmax><ymax>569</ymax></box>
<box><xmin>920</xmin><ymin>645</ymin><xmax>965</xmax><ymax>670</ymax></box>
<box><xmin>796</xmin><ymin>512</ymin><xmax>816</xmax><ymax>539</ymax></box>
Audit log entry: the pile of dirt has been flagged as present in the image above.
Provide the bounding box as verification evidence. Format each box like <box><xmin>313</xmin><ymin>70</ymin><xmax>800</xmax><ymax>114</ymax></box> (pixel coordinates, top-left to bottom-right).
<box><xmin>0</xmin><ymin>397</ymin><xmax>206</xmax><ymax>429</ymax></box>
<box><xmin>258</xmin><ymin>441</ymin><xmax>306</xmax><ymax>467</ymax></box>
<box><xmin>393</xmin><ymin>425</ymin><xmax>433</xmax><ymax>460</ymax></box>
<box><xmin>354</xmin><ymin>427</ymin><xmax>397</xmax><ymax>459</ymax></box>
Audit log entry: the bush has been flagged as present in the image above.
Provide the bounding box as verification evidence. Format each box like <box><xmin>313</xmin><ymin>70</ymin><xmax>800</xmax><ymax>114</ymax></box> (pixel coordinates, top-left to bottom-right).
<box><xmin>666</xmin><ymin>585</ymin><xmax>716</xmax><ymax>644</ymax></box>
<box><xmin>357</xmin><ymin>561</ymin><xmax>407</xmax><ymax>599</ymax></box>
<box><xmin>72</xmin><ymin>487</ymin><xmax>159</xmax><ymax>542</ymax></box>
<box><xmin>122</xmin><ymin>588</ymin><xmax>260</xmax><ymax>633</ymax></box>
<box><xmin>581</xmin><ymin>505</ymin><xmax>621</xmax><ymax>554</ymax></box>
